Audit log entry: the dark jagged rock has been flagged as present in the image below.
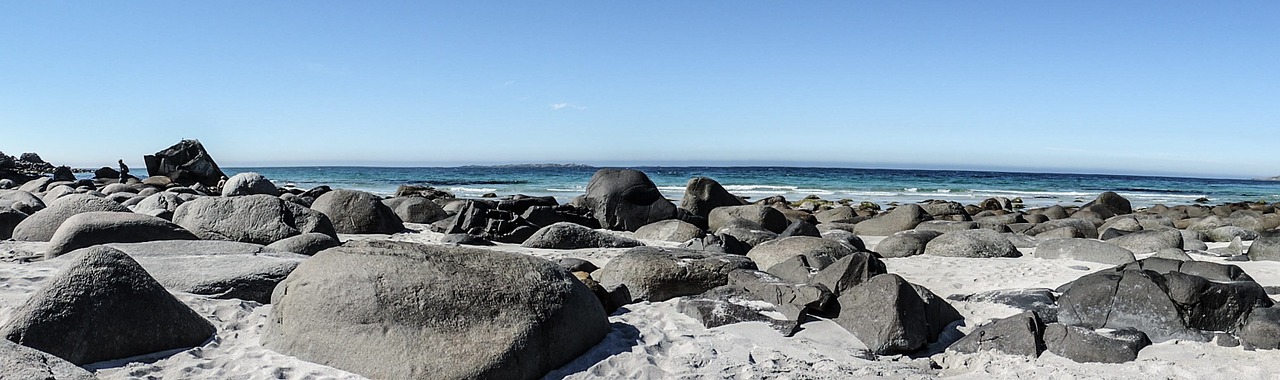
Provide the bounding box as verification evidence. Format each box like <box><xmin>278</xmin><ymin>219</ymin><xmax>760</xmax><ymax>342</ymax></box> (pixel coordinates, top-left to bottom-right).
<box><xmin>439</xmin><ymin>233</ymin><xmax>495</xmax><ymax>246</ymax></box>
<box><xmin>144</xmin><ymin>139</ymin><xmax>226</xmax><ymax>187</ymax></box>
<box><xmin>948</xmin><ymin>311</ymin><xmax>1044</xmax><ymax>357</ymax></box>
<box><xmin>1042</xmin><ymin>324</ymin><xmax>1150</xmax><ymax>363</ymax></box>
<box><xmin>393</xmin><ymin>184</ymin><xmax>454</xmax><ymax>200</ymax></box>
<box><xmin>948</xmin><ymin>288</ymin><xmax>1059</xmax><ymax>323</ymax></box>
<box><xmin>810</xmin><ymin>252</ymin><xmax>888</xmax><ymax>296</ymax></box>
<box><xmin>833</xmin><ymin>274</ymin><xmax>929</xmax><ymax>355</ymax></box>
<box><xmin>448</xmin><ymin>200</ymin><xmax>539</xmax><ymax>243</ymax></box>
<box><xmin>678</xmin><ymin>285</ymin><xmax>802</xmax><ymax>336</ymax></box>
<box><xmin>496</xmin><ymin>195</ymin><xmax>558</xmax><ymax>215</ymax></box>
<box><xmin>1240</xmin><ymin>306</ymin><xmax>1280</xmax><ymax>349</ymax></box>
<box><xmin>727</xmin><ymin>269</ymin><xmax>833</xmax><ymax>313</ymax></box>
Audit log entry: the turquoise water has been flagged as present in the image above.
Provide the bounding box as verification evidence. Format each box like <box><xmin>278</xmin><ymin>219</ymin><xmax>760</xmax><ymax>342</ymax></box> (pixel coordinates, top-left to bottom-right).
<box><xmin>225</xmin><ymin>166</ymin><xmax>1280</xmax><ymax>209</ymax></box>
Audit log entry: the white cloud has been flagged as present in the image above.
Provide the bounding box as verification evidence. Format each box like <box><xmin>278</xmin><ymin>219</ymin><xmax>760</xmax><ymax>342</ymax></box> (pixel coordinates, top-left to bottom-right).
<box><xmin>550</xmin><ymin>103</ymin><xmax>586</xmax><ymax>111</ymax></box>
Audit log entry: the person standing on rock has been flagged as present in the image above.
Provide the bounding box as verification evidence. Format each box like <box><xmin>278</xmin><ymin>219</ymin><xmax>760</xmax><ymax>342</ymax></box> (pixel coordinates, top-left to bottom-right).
<box><xmin>118</xmin><ymin>159</ymin><xmax>129</xmax><ymax>183</ymax></box>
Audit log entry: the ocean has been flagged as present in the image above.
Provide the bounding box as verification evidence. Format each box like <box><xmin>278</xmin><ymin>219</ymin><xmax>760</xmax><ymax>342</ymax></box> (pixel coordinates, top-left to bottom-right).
<box><xmin>223</xmin><ymin>166</ymin><xmax>1280</xmax><ymax>209</ymax></box>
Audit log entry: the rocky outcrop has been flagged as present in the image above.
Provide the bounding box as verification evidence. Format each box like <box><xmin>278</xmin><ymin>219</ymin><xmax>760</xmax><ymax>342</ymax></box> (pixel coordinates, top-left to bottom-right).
<box><xmin>143</xmin><ymin>139</ymin><xmax>226</xmax><ymax>187</ymax></box>
<box><xmin>579</xmin><ymin>169</ymin><xmax>677</xmax><ymax>231</ymax></box>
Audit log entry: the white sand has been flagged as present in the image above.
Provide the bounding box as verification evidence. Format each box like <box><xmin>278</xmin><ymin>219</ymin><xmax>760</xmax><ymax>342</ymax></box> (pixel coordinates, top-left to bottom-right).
<box><xmin>2</xmin><ymin>232</ymin><xmax>1279</xmax><ymax>379</ymax></box>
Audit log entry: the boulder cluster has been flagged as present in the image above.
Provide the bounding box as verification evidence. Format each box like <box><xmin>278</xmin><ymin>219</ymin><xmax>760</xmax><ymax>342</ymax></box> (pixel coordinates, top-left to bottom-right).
<box><xmin>4</xmin><ymin>143</ymin><xmax>1280</xmax><ymax>378</ymax></box>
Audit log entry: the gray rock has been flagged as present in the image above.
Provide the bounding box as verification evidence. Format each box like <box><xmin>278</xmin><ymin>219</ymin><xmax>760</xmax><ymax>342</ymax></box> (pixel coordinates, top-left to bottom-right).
<box><xmin>678</xmin><ymin>285</ymin><xmax>801</xmax><ymax>336</ymax></box>
<box><xmin>708</xmin><ymin>203</ymin><xmax>788</xmax><ymax>234</ymax></box>
<box><xmin>521</xmin><ymin>222</ymin><xmax>644</xmax><ymax>249</ymax></box>
<box><xmin>439</xmin><ymin>233</ymin><xmax>494</xmax><ymax>246</ymax></box>
<box><xmin>820</xmin><ymin>229</ymin><xmax>867</xmax><ymax>252</ymax></box>
<box><xmin>779</xmin><ymin>219</ymin><xmax>821</xmax><ymax>238</ymax></box>
<box><xmin>853</xmin><ymin>204</ymin><xmax>932</xmax><ymax>236</ymax></box>
<box><xmin>44</xmin><ymin>212</ymin><xmax>198</xmax><ymax>258</ymax></box>
<box><xmin>763</xmin><ymin>254</ymin><xmax>819</xmax><ymax>284</ymax></box>
<box><xmin>173</xmin><ymin>194</ymin><xmax>337</xmax><ymax>245</ymax></box>
<box><xmin>924</xmin><ymin>229</ymin><xmax>1022</xmax><ymax>258</ymax></box>
<box><xmin>91</xmin><ymin>240</ymin><xmax>308</xmax><ymax>303</ymax></box>
<box><xmin>1206</xmin><ymin>226</ymin><xmax>1258</xmax><ymax>242</ymax></box>
<box><xmin>382</xmin><ymin>196</ymin><xmax>450</xmax><ymax>224</ymax></box>
<box><xmin>912</xmin><ymin>284</ymin><xmax>965</xmax><ymax>343</ymax></box>
<box><xmin>815</xmin><ymin>206</ymin><xmax>857</xmax><ymax>224</ymax></box>
<box><xmin>1247</xmin><ymin>232</ymin><xmax>1280</xmax><ymax>262</ymax></box>
<box><xmin>580</xmin><ymin>169</ymin><xmax>677</xmax><ymax>231</ymax></box>
<box><xmin>747</xmin><ymin>236</ymin><xmax>855</xmax><ymax>273</ymax></box>
<box><xmin>810</xmin><ymin>252</ymin><xmax>888</xmax><ymax>296</ymax></box>
<box><xmin>1082</xmin><ymin>191</ymin><xmax>1132</xmax><ymax>216</ymax></box>
<box><xmin>1034</xmin><ymin>238</ymin><xmax>1136</xmax><ymax>265</ymax></box>
<box><xmin>633</xmin><ymin>219</ymin><xmax>704</xmax><ymax>242</ymax></box>
<box><xmin>915</xmin><ymin>220</ymin><xmax>976</xmax><ymax>233</ymax></box>
<box><xmin>554</xmin><ymin>258</ymin><xmax>599</xmax><ymax>273</ymax></box>
<box><xmin>1024</xmin><ymin>218</ymin><xmax>1099</xmax><ymax>239</ymax></box>
<box><xmin>715</xmin><ymin>224</ymin><xmax>779</xmax><ymax>250</ymax></box>
<box><xmin>948</xmin><ymin>311</ymin><xmax>1044</xmax><ymax>357</ymax></box>
<box><xmin>0</xmin><ymin>339</ymin><xmax>95</xmax><ymax>380</ymax></box>
<box><xmin>1152</xmin><ymin>248</ymin><xmax>1193</xmax><ymax>261</ymax></box>
<box><xmin>311</xmin><ymin>189</ymin><xmax>404</xmax><ymax>234</ymax></box>
<box><xmin>11</xmin><ymin>193</ymin><xmax>130</xmax><ymax>242</ymax></box>
<box><xmin>833</xmin><ymin>274</ymin><xmax>928</xmax><ymax>355</ymax></box>
<box><xmin>874</xmin><ymin>230</ymin><xmax>942</xmax><ymax>258</ymax></box>
<box><xmin>0</xmin><ymin>189</ymin><xmax>45</xmax><ymax>212</ymax></box>
<box><xmin>1042</xmin><ymin>324</ymin><xmax>1150</xmax><ymax>363</ymax></box>
<box><xmin>133</xmin><ymin>192</ymin><xmax>185</xmax><ymax>214</ymax></box>
<box><xmin>1239</xmin><ymin>307</ymin><xmax>1280</xmax><ymax>349</ymax></box>
<box><xmin>680</xmin><ymin>177</ymin><xmax>747</xmax><ymax>219</ymax></box>
<box><xmin>0</xmin><ymin>246</ymin><xmax>215</xmax><ymax>365</ymax></box>
<box><xmin>727</xmin><ymin>269</ymin><xmax>833</xmax><ymax>312</ymax></box>
<box><xmin>143</xmin><ymin>139</ymin><xmax>227</xmax><ymax>187</ymax></box>
<box><xmin>262</xmin><ymin>240</ymin><xmax>609</xmax><ymax>380</ymax></box>
<box><xmin>220</xmin><ymin>172</ymin><xmax>277</xmax><ymax>196</ymax></box>
<box><xmin>265</xmin><ymin>232</ymin><xmax>341</xmax><ymax>255</ymax></box>
<box><xmin>595</xmin><ymin>247</ymin><xmax>756</xmax><ymax>303</ymax></box>
<box><xmin>1105</xmin><ymin>229</ymin><xmax>1182</xmax><ymax>254</ymax></box>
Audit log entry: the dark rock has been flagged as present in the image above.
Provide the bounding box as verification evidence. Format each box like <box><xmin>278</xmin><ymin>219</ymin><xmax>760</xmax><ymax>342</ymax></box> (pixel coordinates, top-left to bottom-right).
<box><xmin>0</xmin><ymin>208</ymin><xmax>24</xmax><ymax>240</ymax></box>
<box><xmin>382</xmin><ymin>196</ymin><xmax>450</xmax><ymax>224</ymax></box>
<box><xmin>11</xmin><ymin>193</ymin><xmax>130</xmax><ymax>242</ymax></box>
<box><xmin>1056</xmin><ymin>270</ymin><xmax>1202</xmax><ymax>342</ymax></box>
<box><xmin>1042</xmin><ymin>324</ymin><xmax>1150</xmax><ymax>363</ymax></box>
<box><xmin>1151</xmin><ymin>248</ymin><xmax>1194</xmax><ymax>261</ymax></box>
<box><xmin>0</xmin><ymin>189</ymin><xmax>46</xmax><ymax>212</ymax></box>
<box><xmin>679</xmin><ymin>177</ymin><xmax>748</xmax><ymax>219</ymax></box>
<box><xmin>948</xmin><ymin>311</ymin><xmax>1044</xmax><ymax>357</ymax></box>
<box><xmin>854</xmin><ymin>204</ymin><xmax>932</xmax><ymax>236</ymax></box>
<box><xmin>920</xmin><ymin>201</ymin><xmax>971</xmax><ymax>222</ymax></box>
<box><xmin>521</xmin><ymin>222</ymin><xmax>644</xmax><ymax>249</ymax></box>
<box><xmin>262</xmin><ymin>240</ymin><xmax>609</xmax><ymax>380</ymax></box>
<box><xmin>144</xmin><ymin>139</ymin><xmax>227</xmax><ymax>187</ymax></box>
<box><xmin>173</xmin><ymin>194</ymin><xmax>337</xmax><ymax>245</ymax></box>
<box><xmin>392</xmin><ymin>184</ymin><xmax>453</xmax><ymax>200</ymax></box>
<box><xmin>555</xmin><ymin>258</ymin><xmax>599</xmax><ymax>273</ymax></box>
<box><xmin>1239</xmin><ymin>307</ymin><xmax>1280</xmax><ymax>349</ymax></box>
<box><xmin>265</xmin><ymin>232</ymin><xmax>341</xmax><ymax>255</ymax></box>
<box><xmin>948</xmin><ymin>288</ymin><xmax>1059</xmax><ymax>323</ymax></box>
<box><xmin>310</xmin><ymin>189</ymin><xmax>404</xmax><ymax>234</ymax></box>
<box><xmin>715</xmin><ymin>223</ymin><xmax>779</xmax><ymax>250</ymax></box>
<box><xmin>833</xmin><ymin>274</ymin><xmax>928</xmax><ymax>355</ymax></box>
<box><xmin>678</xmin><ymin>285</ymin><xmax>801</xmax><ymax>336</ymax></box>
<box><xmin>447</xmin><ymin>200</ymin><xmax>538</xmax><ymax>244</ymax></box>
<box><xmin>874</xmin><ymin>230</ymin><xmax>943</xmax><ymax>258</ymax></box>
<box><xmin>913</xmin><ymin>284</ymin><xmax>965</xmax><ymax>342</ymax></box>
<box><xmin>708</xmin><ymin>203</ymin><xmax>788</xmax><ymax>234</ymax></box>
<box><xmin>747</xmin><ymin>236</ymin><xmax>855</xmax><ymax>272</ymax></box>
<box><xmin>0</xmin><ymin>339</ymin><xmax>95</xmax><ymax>380</ymax></box>
<box><xmin>727</xmin><ymin>269</ymin><xmax>833</xmax><ymax>313</ymax></box>
<box><xmin>679</xmin><ymin>233</ymin><xmax>749</xmax><ymax>255</ymax></box>
<box><xmin>810</xmin><ymin>252</ymin><xmax>888</xmax><ymax>296</ymax></box>
<box><xmin>633</xmin><ymin>219</ymin><xmax>704</xmax><ymax>242</ymax></box>
<box><xmin>0</xmin><ymin>246</ymin><xmax>215</xmax><ymax>365</ymax></box>
<box><xmin>1082</xmin><ymin>191</ymin><xmax>1133</xmax><ymax>216</ymax></box>
<box><xmin>1206</xmin><ymin>226</ymin><xmax>1258</xmax><ymax>242</ymax></box>
<box><xmin>595</xmin><ymin>247</ymin><xmax>756</xmax><ymax>303</ymax></box>
<box><xmin>1246</xmin><ymin>232</ymin><xmax>1280</xmax><ymax>262</ymax></box>
<box><xmin>580</xmin><ymin>169</ymin><xmax>677</xmax><ymax>231</ymax></box>
<box><xmin>923</xmin><ymin>229</ymin><xmax>1022</xmax><ymax>258</ymax></box>
<box><xmin>820</xmin><ymin>229</ymin><xmax>867</xmax><ymax>252</ymax></box>
<box><xmin>219</xmin><ymin>172</ymin><xmax>278</xmax><ymax>196</ymax></box>
<box><xmin>439</xmin><ymin>233</ymin><xmax>494</xmax><ymax>246</ymax></box>
<box><xmin>94</xmin><ymin>166</ymin><xmax>120</xmax><ymax>180</ymax></box>
<box><xmin>780</xmin><ymin>219</ymin><xmax>821</xmax><ymax>238</ymax></box>
<box><xmin>1034</xmin><ymin>238</ymin><xmax>1136</xmax><ymax>265</ymax></box>
<box><xmin>44</xmin><ymin>212</ymin><xmax>198</xmax><ymax>258</ymax></box>
<box><xmin>763</xmin><ymin>254</ymin><xmax>818</xmax><ymax>284</ymax></box>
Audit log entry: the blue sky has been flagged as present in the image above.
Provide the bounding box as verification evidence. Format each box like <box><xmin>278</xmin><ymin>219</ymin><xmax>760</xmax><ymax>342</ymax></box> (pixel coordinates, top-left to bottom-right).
<box><xmin>1</xmin><ymin>2</ymin><xmax>1276</xmax><ymax>178</ymax></box>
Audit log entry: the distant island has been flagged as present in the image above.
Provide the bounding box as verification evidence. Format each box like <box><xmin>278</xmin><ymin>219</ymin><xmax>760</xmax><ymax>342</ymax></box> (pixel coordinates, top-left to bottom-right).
<box><xmin>458</xmin><ymin>163</ymin><xmax>595</xmax><ymax>169</ymax></box>
<box><xmin>1257</xmin><ymin>175</ymin><xmax>1280</xmax><ymax>181</ymax></box>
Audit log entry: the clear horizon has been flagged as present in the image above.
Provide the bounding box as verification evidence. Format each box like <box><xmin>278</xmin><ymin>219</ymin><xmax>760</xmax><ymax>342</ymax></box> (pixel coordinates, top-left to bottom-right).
<box><xmin>3</xmin><ymin>2</ymin><xmax>1277</xmax><ymax>179</ymax></box>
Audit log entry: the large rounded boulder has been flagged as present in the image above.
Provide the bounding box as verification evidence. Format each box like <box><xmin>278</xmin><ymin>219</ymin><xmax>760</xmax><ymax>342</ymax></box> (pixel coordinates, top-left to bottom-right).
<box><xmin>521</xmin><ymin>222</ymin><xmax>644</xmax><ymax>249</ymax></box>
<box><xmin>680</xmin><ymin>177</ymin><xmax>747</xmax><ymax>219</ymax></box>
<box><xmin>747</xmin><ymin>236</ymin><xmax>855</xmax><ymax>272</ymax></box>
<box><xmin>1035</xmin><ymin>238</ymin><xmax>1136</xmax><ymax>265</ymax></box>
<box><xmin>173</xmin><ymin>194</ymin><xmax>337</xmax><ymax>245</ymax></box>
<box><xmin>595</xmin><ymin>246</ymin><xmax>757</xmax><ymax>303</ymax></box>
<box><xmin>853</xmin><ymin>204</ymin><xmax>932</xmax><ymax>236</ymax></box>
<box><xmin>580</xmin><ymin>169</ymin><xmax>677</xmax><ymax>231</ymax></box>
<box><xmin>220</xmin><ymin>172</ymin><xmax>278</xmax><ymax>196</ymax></box>
<box><xmin>10</xmin><ymin>193</ymin><xmax>130</xmax><ymax>242</ymax></box>
<box><xmin>310</xmin><ymin>189</ymin><xmax>404</xmax><ymax>234</ymax></box>
<box><xmin>708</xmin><ymin>203</ymin><xmax>789</xmax><ymax>234</ymax></box>
<box><xmin>262</xmin><ymin>240</ymin><xmax>609</xmax><ymax>380</ymax></box>
<box><xmin>44</xmin><ymin>212</ymin><xmax>199</xmax><ymax>258</ymax></box>
<box><xmin>0</xmin><ymin>246</ymin><xmax>215</xmax><ymax>365</ymax></box>
<box><xmin>923</xmin><ymin>229</ymin><xmax>1022</xmax><ymax>258</ymax></box>
<box><xmin>381</xmin><ymin>196</ymin><xmax>449</xmax><ymax>224</ymax></box>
